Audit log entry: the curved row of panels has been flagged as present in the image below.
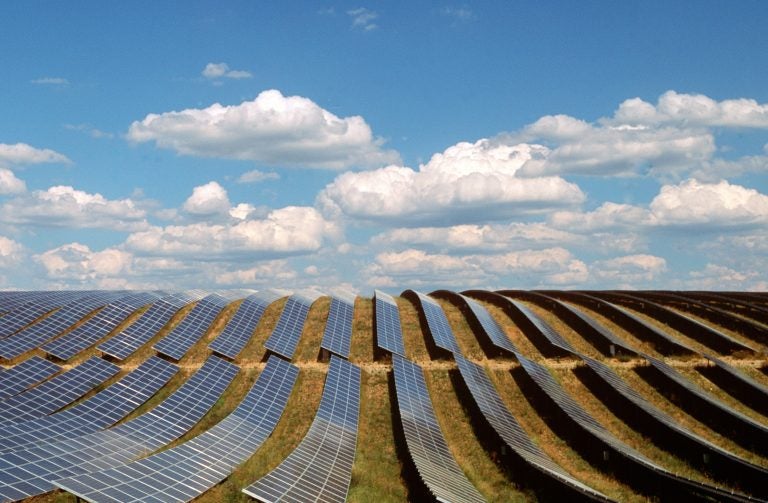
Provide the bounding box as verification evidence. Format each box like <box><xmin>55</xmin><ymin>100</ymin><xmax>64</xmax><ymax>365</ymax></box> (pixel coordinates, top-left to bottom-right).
<box><xmin>0</xmin><ymin>288</ymin><xmax>765</xmax><ymax>502</ymax></box>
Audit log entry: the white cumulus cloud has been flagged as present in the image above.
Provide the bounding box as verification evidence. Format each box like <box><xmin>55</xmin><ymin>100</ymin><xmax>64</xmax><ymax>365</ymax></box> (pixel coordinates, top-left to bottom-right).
<box><xmin>35</xmin><ymin>243</ymin><xmax>132</xmax><ymax>281</ymax></box>
<box><xmin>126</xmin><ymin>206</ymin><xmax>340</xmax><ymax>259</ymax></box>
<box><xmin>0</xmin><ymin>143</ymin><xmax>71</xmax><ymax>166</ymax></box>
<box><xmin>0</xmin><ymin>169</ymin><xmax>26</xmax><ymax>194</ymax></box>
<box><xmin>237</xmin><ymin>169</ymin><xmax>280</xmax><ymax>183</ymax></box>
<box><xmin>650</xmin><ymin>179</ymin><xmax>768</xmax><ymax>228</ymax></box>
<box><xmin>592</xmin><ymin>254</ymin><xmax>667</xmax><ymax>286</ymax></box>
<box><xmin>0</xmin><ymin>186</ymin><xmax>148</xmax><ymax>231</ymax></box>
<box><xmin>0</xmin><ymin>236</ymin><xmax>24</xmax><ymax>268</ymax></box>
<box><xmin>127</xmin><ymin>89</ymin><xmax>399</xmax><ymax>169</ymax></box>
<box><xmin>202</xmin><ymin>62</ymin><xmax>253</xmax><ymax>80</ymax></box>
<box><xmin>183</xmin><ymin>181</ymin><xmax>231</xmax><ymax>216</ymax></box>
<box><xmin>319</xmin><ymin>139</ymin><xmax>584</xmax><ymax>225</ymax></box>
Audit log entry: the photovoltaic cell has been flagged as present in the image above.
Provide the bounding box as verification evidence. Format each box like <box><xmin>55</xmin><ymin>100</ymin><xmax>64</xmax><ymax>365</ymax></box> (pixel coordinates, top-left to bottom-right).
<box><xmin>392</xmin><ymin>355</ymin><xmax>484</xmax><ymax>503</ymax></box>
<box><xmin>454</xmin><ymin>354</ymin><xmax>607</xmax><ymax>499</ymax></box>
<box><xmin>263</xmin><ymin>290</ymin><xmax>323</xmax><ymax>360</ymax></box>
<box><xmin>320</xmin><ymin>293</ymin><xmax>355</xmax><ymax>358</ymax></box>
<box><xmin>209</xmin><ymin>290</ymin><xmax>284</xmax><ymax>359</ymax></box>
<box><xmin>0</xmin><ymin>291</ymin><xmax>130</xmax><ymax>360</ymax></box>
<box><xmin>0</xmin><ymin>356</ymin><xmax>177</xmax><ymax>453</ymax></box>
<box><xmin>56</xmin><ymin>355</ymin><xmax>298</xmax><ymax>503</ymax></box>
<box><xmin>0</xmin><ymin>290</ymin><xmax>103</xmax><ymax>339</ymax></box>
<box><xmin>42</xmin><ymin>292</ymin><xmax>163</xmax><ymax>361</ymax></box>
<box><xmin>0</xmin><ymin>355</ymin><xmax>237</xmax><ymax>501</ymax></box>
<box><xmin>458</xmin><ymin>293</ymin><xmax>517</xmax><ymax>353</ymax></box>
<box><xmin>243</xmin><ymin>356</ymin><xmax>360</xmax><ymax>503</ymax></box>
<box><xmin>0</xmin><ymin>356</ymin><xmax>61</xmax><ymax>401</ymax></box>
<box><xmin>0</xmin><ymin>357</ymin><xmax>119</xmax><ymax>425</ymax></box>
<box><xmin>407</xmin><ymin>290</ymin><xmax>461</xmax><ymax>354</ymax></box>
<box><xmin>515</xmin><ymin>352</ymin><xmax>744</xmax><ymax>500</ymax></box>
<box><xmin>503</xmin><ymin>297</ymin><xmax>575</xmax><ymax>353</ymax></box>
<box><xmin>154</xmin><ymin>292</ymin><xmax>237</xmax><ymax>361</ymax></box>
<box><xmin>374</xmin><ymin>290</ymin><xmax>405</xmax><ymax>357</ymax></box>
<box><xmin>98</xmin><ymin>291</ymin><xmax>206</xmax><ymax>361</ymax></box>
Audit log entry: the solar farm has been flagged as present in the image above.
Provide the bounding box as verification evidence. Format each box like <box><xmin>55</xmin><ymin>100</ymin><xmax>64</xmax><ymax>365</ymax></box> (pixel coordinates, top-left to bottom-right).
<box><xmin>0</xmin><ymin>289</ymin><xmax>766</xmax><ymax>502</ymax></box>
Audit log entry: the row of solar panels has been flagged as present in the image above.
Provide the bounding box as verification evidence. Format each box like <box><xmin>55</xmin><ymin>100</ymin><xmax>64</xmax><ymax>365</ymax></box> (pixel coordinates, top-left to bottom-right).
<box><xmin>0</xmin><ymin>289</ymin><xmax>766</xmax><ymax>502</ymax></box>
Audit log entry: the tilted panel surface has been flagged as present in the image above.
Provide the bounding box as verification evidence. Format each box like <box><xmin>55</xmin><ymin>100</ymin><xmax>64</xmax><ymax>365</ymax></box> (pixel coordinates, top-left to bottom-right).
<box><xmin>459</xmin><ymin>293</ymin><xmax>517</xmax><ymax>353</ymax></box>
<box><xmin>154</xmin><ymin>293</ymin><xmax>235</xmax><ymax>361</ymax></box>
<box><xmin>392</xmin><ymin>355</ymin><xmax>485</xmax><ymax>503</ymax></box>
<box><xmin>263</xmin><ymin>292</ymin><xmax>321</xmax><ymax>360</ymax></box>
<box><xmin>454</xmin><ymin>354</ymin><xmax>607</xmax><ymax>499</ymax></box>
<box><xmin>505</xmin><ymin>297</ymin><xmax>575</xmax><ymax>352</ymax></box>
<box><xmin>0</xmin><ymin>356</ymin><xmax>61</xmax><ymax>401</ymax></box>
<box><xmin>0</xmin><ymin>356</ymin><xmax>177</xmax><ymax>454</ymax></box>
<box><xmin>98</xmin><ymin>291</ymin><xmax>205</xmax><ymax>361</ymax></box>
<box><xmin>242</xmin><ymin>356</ymin><xmax>361</xmax><ymax>503</ymax></box>
<box><xmin>0</xmin><ymin>290</ymin><xmax>102</xmax><ymax>340</ymax></box>
<box><xmin>209</xmin><ymin>290</ymin><xmax>283</xmax><ymax>359</ymax></box>
<box><xmin>320</xmin><ymin>295</ymin><xmax>355</xmax><ymax>358</ymax></box>
<box><xmin>0</xmin><ymin>291</ymin><xmax>129</xmax><ymax>360</ymax></box>
<box><xmin>515</xmin><ymin>352</ymin><xmax>747</xmax><ymax>501</ymax></box>
<box><xmin>42</xmin><ymin>292</ymin><xmax>162</xmax><ymax>360</ymax></box>
<box><xmin>0</xmin><ymin>357</ymin><xmax>119</xmax><ymax>425</ymax></box>
<box><xmin>0</xmin><ymin>356</ymin><xmax>237</xmax><ymax>501</ymax></box>
<box><xmin>410</xmin><ymin>290</ymin><xmax>461</xmax><ymax>354</ymax></box>
<box><xmin>56</xmin><ymin>355</ymin><xmax>297</xmax><ymax>503</ymax></box>
<box><xmin>374</xmin><ymin>290</ymin><xmax>406</xmax><ymax>357</ymax></box>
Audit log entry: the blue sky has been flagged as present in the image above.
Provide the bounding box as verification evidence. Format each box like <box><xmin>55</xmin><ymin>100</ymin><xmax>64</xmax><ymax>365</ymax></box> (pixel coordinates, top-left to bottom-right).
<box><xmin>1</xmin><ymin>1</ymin><xmax>767</xmax><ymax>293</ymax></box>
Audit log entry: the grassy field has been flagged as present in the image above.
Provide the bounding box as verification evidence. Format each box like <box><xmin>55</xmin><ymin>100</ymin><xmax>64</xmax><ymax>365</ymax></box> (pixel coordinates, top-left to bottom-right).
<box><xmin>8</xmin><ymin>290</ymin><xmax>768</xmax><ymax>503</ymax></box>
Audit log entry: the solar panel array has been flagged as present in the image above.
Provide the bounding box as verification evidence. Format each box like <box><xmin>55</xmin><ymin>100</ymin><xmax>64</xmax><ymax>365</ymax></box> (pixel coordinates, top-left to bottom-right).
<box><xmin>263</xmin><ymin>290</ymin><xmax>323</xmax><ymax>360</ymax></box>
<box><xmin>458</xmin><ymin>293</ymin><xmax>518</xmax><ymax>353</ymax></box>
<box><xmin>0</xmin><ymin>291</ymin><xmax>107</xmax><ymax>339</ymax></box>
<box><xmin>209</xmin><ymin>290</ymin><xmax>284</xmax><ymax>359</ymax></box>
<box><xmin>154</xmin><ymin>292</ymin><xmax>237</xmax><ymax>361</ymax></box>
<box><xmin>504</xmin><ymin>297</ymin><xmax>575</xmax><ymax>352</ymax></box>
<box><xmin>99</xmin><ymin>290</ymin><xmax>205</xmax><ymax>361</ymax></box>
<box><xmin>409</xmin><ymin>290</ymin><xmax>461</xmax><ymax>354</ymax></box>
<box><xmin>515</xmin><ymin>352</ymin><xmax>745</xmax><ymax>501</ymax></box>
<box><xmin>0</xmin><ymin>291</ymin><xmax>129</xmax><ymax>360</ymax></box>
<box><xmin>454</xmin><ymin>354</ymin><xmax>607</xmax><ymax>499</ymax></box>
<box><xmin>0</xmin><ymin>356</ymin><xmax>177</xmax><ymax>454</ymax></box>
<box><xmin>0</xmin><ymin>355</ymin><xmax>237</xmax><ymax>501</ymax></box>
<box><xmin>374</xmin><ymin>290</ymin><xmax>406</xmax><ymax>357</ymax></box>
<box><xmin>56</xmin><ymin>355</ymin><xmax>296</xmax><ymax>502</ymax></box>
<box><xmin>42</xmin><ymin>291</ymin><xmax>162</xmax><ymax>361</ymax></box>
<box><xmin>392</xmin><ymin>355</ymin><xmax>484</xmax><ymax>503</ymax></box>
<box><xmin>320</xmin><ymin>293</ymin><xmax>355</xmax><ymax>358</ymax></box>
<box><xmin>243</xmin><ymin>355</ymin><xmax>361</xmax><ymax>503</ymax></box>
<box><xmin>0</xmin><ymin>356</ymin><xmax>60</xmax><ymax>401</ymax></box>
<box><xmin>0</xmin><ymin>357</ymin><xmax>119</xmax><ymax>425</ymax></box>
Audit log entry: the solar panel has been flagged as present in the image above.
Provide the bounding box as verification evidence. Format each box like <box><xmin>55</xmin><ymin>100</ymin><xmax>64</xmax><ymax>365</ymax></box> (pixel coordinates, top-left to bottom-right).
<box><xmin>374</xmin><ymin>290</ymin><xmax>406</xmax><ymax>357</ymax></box>
<box><xmin>0</xmin><ymin>290</ymin><xmax>108</xmax><ymax>339</ymax></box>
<box><xmin>41</xmin><ymin>292</ymin><xmax>162</xmax><ymax>360</ymax></box>
<box><xmin>98</xmin><ymin>291</ymin><xmax>206</xmax><ymax>361</ymax></box>
<box><xmin>546</xmin><ymin>297</ymin><xmax>635</xmax><ymax>354</ymax></box>
<box><xmin>515</xmin><ymin>352</ymin><xmax>744</xmax><ymax>501</ymax></box>
<box><xmin>458</xmin><ymin>293</ymin><xmax>518</xmax><ymax>353</ymax></box>
<box><xmin>263</xmin><ymin>290</ymin><xmax>323</xmax><ymax>360</ymax></box>
<box><xmin>320</xmin><ymin>293</ymin><xmax>355</xmax><ymax>358</ymax></box>
<box><xmin>0</xmin><ymin>356</ymin><xmax>177</xmax><ymax>453</ymax></box>
<box><xmin>391</xmin><ymin>355</ymin><xmax>485</xmax><ymax>503</ymax></box>
<box><xmin>0</xmin><ymin>356</ymin><xmax>61</xmax><ymax>401</ymax></box>
<box><xmin>209</xmin><ymin>290</ymin><xmax>284</xmax><ymax>359</ymax></box>
<box><xmin>154</xmin><ymin>292</ymin><xmax>238</xmax><ymax>361</ymax></box>
<box><xmin>56</xmin><ymin>355</ymin><xmax>298</xmax><ymax>503</ymax></box>
<box><xmin>504</xmin><ymin>297</ymin><xmax>575</xmax><ymax>353</ymax></box>
<box><xmin>243</xmin><ymin>355</ymin><xmax>360</xmax><ymax>503</ymax></box>
<box><xmin>0</xmin><ymin>357</ymin><xmax>119</xmax><ymax>425</ymax></box>
<box><xmin>407</xmin><ymin>290</ymin><xmax>461</xmax><ymax>354</ymax></box>
<box><xmin>0</xmin><ymin>291</ymin><xmax>130</xmax><ymax>360</ymax></box>
<box><xmin>454</xmin><ymin>354</ymin><xmax>607</xmax><ymax>499</ymax></box>
<box><xmin>0</xmin><ymin>355</ymin><xmax>237</xmax><ymax>501</ymax></box>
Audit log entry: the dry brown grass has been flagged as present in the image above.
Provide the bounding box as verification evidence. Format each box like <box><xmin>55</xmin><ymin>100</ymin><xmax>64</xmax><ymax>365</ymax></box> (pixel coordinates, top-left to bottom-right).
<box><xmin>349</xmin><ymin>297</ymin><xmax>375</xmax><ymax>363</ymax></box>
<box><xmin>523</xmin><ymin>301</ymin><xmax>604</xmax><ymax>359</ymax></box>
<box><xmin>293</xmin><ymin>296</ymin><xmax>330</xmax><ymax>362</ymax></box>
<box><xmin>472</xmin><ymin>298</ymin><xmax>544</xmax><ymax>360</ymax></box>
<box><xmin>488</xmin><ymin>368</ymin><xmax>644</xmax><ymax>501</ymax></box>
<box><xmin>426</xmin><ymin>369</ymin><xmax>529</xmax><ymax>502</ymax></box>
<box><xmin>396</xmin><ymin>297</ymin><xmax>430</xmax><ymax>361</ymax></box>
